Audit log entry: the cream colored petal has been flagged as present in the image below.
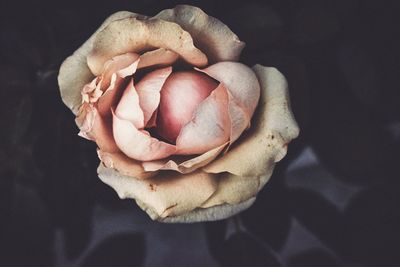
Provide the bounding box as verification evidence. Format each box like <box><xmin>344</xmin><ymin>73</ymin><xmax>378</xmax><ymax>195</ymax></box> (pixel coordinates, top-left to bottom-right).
<box><xmin>75</xmin><ymin>103</ymin><xmax>119</xmax><ymax>153</ymax></box>
<box><xmin>138</xmin><ymin>48</ymin><xmax>179</xmax><ymax>69</ymax></box>
<box><xmin>203</xmin><ymin>66</ymin><xmax>300</xmax><ymax>177</ymax></box>
<box><xmin>176</xmin><ymin>83</ymin><xmax>231</xmax><ymax>154</ymax></box>
<box><xmin>141</xmin><ymin>142</ymin><xmax>228</xmax><ymax>174</ymax></box>
<box><xmin>58</xmin><ymin>11</ymin><xmax>139</xmax><ymax>115</ymax></box>
<box><xmin>136</xmin><ymin>67</ymin><xmax>172</xmax><ymax>126</ymax></box>
<box><xmin>155</xmin><ymin>5</ymin><xmax>245</xmax><ymax>63</ymax></box>
<box><xmin>201</xmin><ymin>173</ymin><xmax>260</xmax><ymax>208</ymax></box>
<box><xmin>97</xmin><ymin>150</ymin><xmax>155</xmax><ymax>179</ymax></box>
<box><xmin>87</xmin><ymin>17</ymin><xmax>208</xmax><ymax>75</ymax></box>
<box><xmin>160</xmin><ymin>197</ymin><xmax>256</xmax><ymax>223</ymax></box>
<box><xmin>112</xmin><ymin>113</ymin><xmax>176</xmax><ymax>161</ymax></box>
<box><xmin>197</xmin><ymin>62</ymin><xmax>261</xmax><ymax>143</ymax></box>
<box><xmin>97</xmin><ymin>164</ymin><xmax>218</xmax><ymax>218</ymax></box>
<box><xmin>115</xmin><ymin>79</ymin><xmax>145</xmax><ymax>129</ymax></box>
<box><xmin>97</xmin><ymin>57</ymin><xmax>140</xmax><ymax>117</ymax></box>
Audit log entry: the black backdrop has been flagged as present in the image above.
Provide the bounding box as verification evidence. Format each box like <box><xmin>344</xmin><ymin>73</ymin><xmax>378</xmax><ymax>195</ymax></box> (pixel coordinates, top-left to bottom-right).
<box><xmin>1</xmin><ymin>0</ymin><xmax>399</xmax><ymax>266</ymax></box>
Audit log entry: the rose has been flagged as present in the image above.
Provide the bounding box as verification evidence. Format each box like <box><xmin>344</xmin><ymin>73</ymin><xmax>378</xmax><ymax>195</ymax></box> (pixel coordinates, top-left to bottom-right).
<box><xmin>58</xmin><ymin>5</ymin><xmax>299</xmax><ymax>222</ymax></box>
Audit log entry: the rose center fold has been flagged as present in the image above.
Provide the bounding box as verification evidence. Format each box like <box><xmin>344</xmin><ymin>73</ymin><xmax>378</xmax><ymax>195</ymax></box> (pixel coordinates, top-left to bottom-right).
<box><xmin>157</xmin><ymin>70</ymin><xmax>218</xmax><ymax>143</ymax></box>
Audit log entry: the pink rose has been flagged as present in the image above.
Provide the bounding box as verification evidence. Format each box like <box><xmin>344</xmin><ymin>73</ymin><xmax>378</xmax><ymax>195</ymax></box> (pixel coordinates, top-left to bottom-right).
<box><xmin>58</xmin><ymin>5</ymin><xmax>299</xmax><ymax>222</ymax></box>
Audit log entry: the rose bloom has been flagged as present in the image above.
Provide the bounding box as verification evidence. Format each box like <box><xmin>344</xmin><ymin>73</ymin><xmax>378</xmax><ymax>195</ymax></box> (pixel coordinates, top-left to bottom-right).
<box><xmin>58</xmin><ymin>5</ymin><xmax>299</xmax><ymax>222</ymax></box>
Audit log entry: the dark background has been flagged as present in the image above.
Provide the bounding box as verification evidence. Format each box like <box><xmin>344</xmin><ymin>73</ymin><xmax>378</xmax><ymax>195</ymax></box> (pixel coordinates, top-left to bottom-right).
<box><xmin>1</xmin><ymin>0</ymin><xmax>399</xmax><ymax>266</ymax></box>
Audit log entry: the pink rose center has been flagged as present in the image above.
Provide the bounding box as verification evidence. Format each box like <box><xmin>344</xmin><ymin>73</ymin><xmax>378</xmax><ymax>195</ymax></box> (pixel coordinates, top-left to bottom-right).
<box><xmin>156</xmin><ymin>71</ymin><xmax>218</xmax><ymax>143</ymax></box>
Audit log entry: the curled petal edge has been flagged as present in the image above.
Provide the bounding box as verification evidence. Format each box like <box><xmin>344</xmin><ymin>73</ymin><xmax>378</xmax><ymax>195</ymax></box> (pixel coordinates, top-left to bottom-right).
<box><xmin>58</xmin><ymin>11</ymin><xmax>139</xmax><ymax>115</ymax></box>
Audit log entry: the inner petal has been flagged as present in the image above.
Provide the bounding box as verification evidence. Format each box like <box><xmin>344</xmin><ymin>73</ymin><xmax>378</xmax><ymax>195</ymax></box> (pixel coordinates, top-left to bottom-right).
<box><xmin>157</xmin><ymin>70</ymin><xmax>218</xmax><ymax>143</ymax></box>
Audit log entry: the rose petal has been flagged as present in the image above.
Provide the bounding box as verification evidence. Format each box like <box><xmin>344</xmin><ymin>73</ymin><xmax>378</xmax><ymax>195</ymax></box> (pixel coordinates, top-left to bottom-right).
<box><xmin>112</xmin><ymin>112</ymin><xmax>176</xmax><ymax>161</ymax></box>
<box><xmin>138</xmin><ymin>48</ymin><xmax>179</xmax><ymax>69</ymax></box>
<box><xmin>115</xmin><ymin>79</ymin><xmax>145</xmax><ymax>129</ymax></box>
<box><xmin>161</xmin><ymin>197</ymin><xmax>256</xmax><ymax>223</ymax></box>
<box><xmin>135</xmin><ymin>67</ymin><xmax>172</xmax><ymax>126</ymax></box>
<box><xmin>176</xmin><ymin>83</ymin><xmax>230</xmax><ymax>154</ymax></box>
<box><xmin>98</xmin><ymin>53</ymin><xmax>139</xmax><ymax>90</ymax></box>
<box><xmin>203</xmin><ymin>66</ymin><xmax>299</xmax><ymax>177</ymax></box>
<box><xmin>155</xmin><ymin>5</ymin><xmax>245</xmax><ymax>63</ymax></box>
<box><xmin>98</xmin><ymin>164</ymin><xmax>218</xmax><ymax>218</ymax></box>
<box><xmin>97</xmin><ymin>56</ymin><xmax>140</xmax><ymax>117</ymax></box>
<box><xmin>58</xmin><ymin>11</ymin><xmax>138</xmax><ymax>114</ymax></box>
<box><xmin>146</xmin><ymin>110</ymin><xmax>158</xmax><ymax>128</ymax></box>
<box><xmin>97</xmin><ymin>150</ymin><xmax>155</xmax><ymax>179</ymax></box>
<box><xmin>75</xmin><ymin>103</ymin><xmax>119</xmax><ymax>153</ymax></box>
<box><xmin>81</xmin><ymin>77</ymin><xmax>101</xmax><ymax>103</ymax></box>
<box><xmin>142</xmin><ymin>142</ymin><xmax>228</xmax><ymax>173</ymax></box>
<box><xmin>157</xmin><ymin>71</ymin><xmax>218</xmax><ymax>142</ymax></box>
<box><xmin>197</xmin><ymin>62</ymin><xmax>261</xmax><ymax>143</ymax></box>
<box><xmin>87</xmin><ymin>17</ymin><xmax>208</xmax><ymax>75</ymax></box>
<box><xmin>200</xmin><ymin>173</ymin><xmax>261</xmax><ymax>208</ymax></box>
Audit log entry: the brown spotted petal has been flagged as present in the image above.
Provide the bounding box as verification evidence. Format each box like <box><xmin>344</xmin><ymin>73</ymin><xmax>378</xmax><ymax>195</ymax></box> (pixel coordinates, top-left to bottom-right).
<box><xmin>199</xmin><ymin>66</ymin><xmax>299</xmax><ymax>209</ymax></box>
<box><xmin>155</xmin><ymin>5</ymin><xmax>245</xmax><ymax>63</ymax></box>
<box><xmin>87</xmin><ymin>16</ymin><xmax>208</xmax><ymax>76</ymax></box>
<box><xmin>97</xmin><ymin>66</ymin><xmax>298</xmax><ymax>222</ymax></box>
<box><xmin>204</xmin><ymin>66</ymin><xmax>299</xmax><ymax>176</ymax></box>
<box><xmin>153</xmin><ymin>198</ymin><xmax>256</xmax><ymax>223</ymax></box>
<box><xmin>97</xmin><ymin>150</ymin><xmax>155</xmax><ymax>180</ymax></box>
<box><xmin>98</xmin><ymin>164</ymin><xmax>218</xmax><ymax>218</ymax></box>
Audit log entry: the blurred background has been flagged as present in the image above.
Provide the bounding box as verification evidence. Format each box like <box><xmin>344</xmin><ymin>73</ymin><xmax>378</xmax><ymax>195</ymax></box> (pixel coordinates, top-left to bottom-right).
<box><xmin>0</xmin><ymin>0</ymin><xmax>399</xmax><ymax>266</ymax></box>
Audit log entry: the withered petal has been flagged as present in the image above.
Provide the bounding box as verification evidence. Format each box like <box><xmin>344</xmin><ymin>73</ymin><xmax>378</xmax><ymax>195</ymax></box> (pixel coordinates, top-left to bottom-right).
<box><xmin>87</xmin><ymin>16</ymin><xmax>208</xmax><ymax>75</ymax></box>
<box><xmin>98</xmin><ymin>164</ymin><xmax>218</xmax><ymax>218</ymax></box>
<box><xmin>97</xmin><ymin>150</ymin><xmax>155</xmax><ymax>179</ymax></box>
<box><xmin>138</xmin><ymin>48</ymin><xmax>179</xmax><ymax>69</ymax></box>
<box><xmin>203</xmin><ymin>66</ymin><xmax>299</xmax><ymax>177</ymax></box>
<box><xmin>155</xmin><ymin>5</ymin><xmax>245</xmax><ymax>63</ymax></box>
<box><xmin>58</xmin><ymin>11</ymin><xmax>139</xmax><ymax>114</ymax></box>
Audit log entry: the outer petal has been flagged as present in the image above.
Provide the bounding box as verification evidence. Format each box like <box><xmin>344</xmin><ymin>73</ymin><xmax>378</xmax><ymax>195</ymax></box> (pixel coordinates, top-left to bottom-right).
<box><xmin>203</xmin><ymin>66</ymin><xmax>299</xmax><ymax>178</ymax></box>
<box><xmin>138</xmin><ymin>48</ymin><xmax>179</xmax><ymax>69</ymax></box>
<box><xmin>75</xmin><ymin>103</ymin><xmax>119</xmax><ymax>153</ymax></box>
<box><xmin>158</xmin><ymin>198</ymin><xmax>256</xmax><ymax>223</ymax></box>
<box><xmin>135</xmin><ymin>67</ymin><xmax>172</xmax><ymax>126</ymax></box>
<box><xmin>200</xmin><ymin>173</ymin><xmax>262</xmax><ymax>208</ymax></box>
<box><xmin>176</xmin><ymin>83</ymin><xmax>231</xmax><ymax>154</ymax></box>
<box><xmin>197</xmin><ymin>62</ymin><xmax>261</xmax><ymax>143</ymax></box>
<box><xmin>58</xmin><ymin>11</ymin><xmax>139</xmax><ymax>114</ymax></box>
<box><xmin>87</xmin><ymin>16</ymin><xmax>208</xmax><ymax>75</ymax></box>
<box><xmin>112</xmin><ymin>113</ymin><xmax>176</xmax><ymax>161</ymax></box>
<box><xmin>115</xmin><ymin>79</ymin><xmax>145</xmax><ymax>129</ymax></box>
<box><xmin>98</xmin><ymin>164</ymin><xmax>218</xmax><ymax>218</ymax></box>
<box><xmin>155</xmin><ymin>5</ymin><xmax>245</xmax><ymax>63</ymax></box>
<box><xmin>97</xmin><ymin>150</ymin><xmax>155</xmax><ymax>179</ymax></box>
